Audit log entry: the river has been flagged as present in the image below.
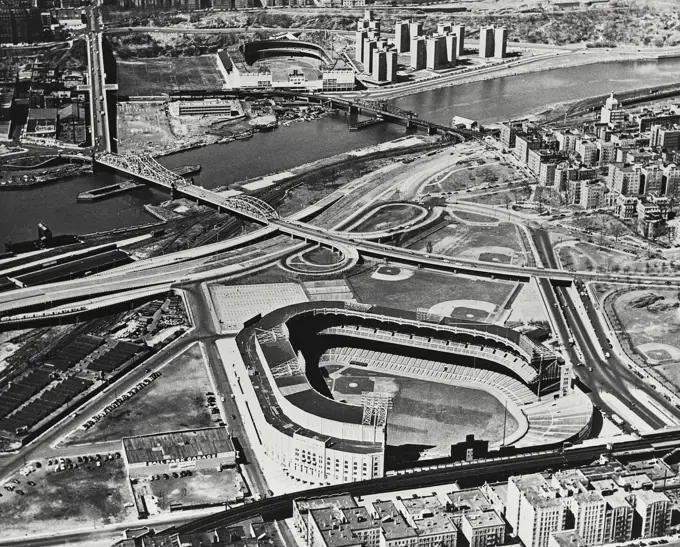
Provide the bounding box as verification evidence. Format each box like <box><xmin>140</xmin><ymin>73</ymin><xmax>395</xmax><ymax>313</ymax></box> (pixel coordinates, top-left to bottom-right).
<box><xmin>2</xmin><ymin>58</ymin><xmax>680</xmax><ymax>244</ymax></box>
<box><xmin>392</xmin><ymin>58</ymin><xmax>680</xmax><ymax>125</ymax></box>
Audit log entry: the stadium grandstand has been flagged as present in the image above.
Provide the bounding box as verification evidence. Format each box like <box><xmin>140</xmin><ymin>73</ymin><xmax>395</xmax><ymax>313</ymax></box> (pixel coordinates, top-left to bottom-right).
<box><xmin>236</xmin><ymin>300</ymin><xmax>593</xmax><ymax>485</ymax></box>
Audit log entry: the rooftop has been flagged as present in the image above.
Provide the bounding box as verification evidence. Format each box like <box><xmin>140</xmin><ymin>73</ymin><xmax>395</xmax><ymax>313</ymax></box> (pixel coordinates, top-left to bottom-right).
<box><xmin>511</xmin><ymin>474</ymin><xmax>562</xmax><ymax>509</ymax></box>
<box><xmin>550</xmin><ymin>529</ymin><xmax>587</xmax><ymax>547</ymax></box>
<box><xmin>123</xmin><ymin>427</ymin><xmax>234</xmax><ymax>465</ymax></box>
<box><xmin>462</xmin><ymin>509</ymin><xmax>504</xmax><ymax>530</ymax></box>
<box><xmin>447</xmin><ymin>488</ymin><xmax>494</xmax><ymax>514</ymax></box>
<box><xmin>295</xmin><ymin>494</ymin><xmax>357</xmax><ymax>515</ymax></box>
<box><xmin>401</xmin><ymin>494</ymin><xmax>446</xmax><ymax>521</ymax></box>
<box><xmin>371</xmin><ymin>500</ymin><xmax>417</xmax><ymax>540</ymax></box>
<box><xmin>633</xmin><ymin>489</ymin><xmax>670</xmax><ymax>506</ymax></box>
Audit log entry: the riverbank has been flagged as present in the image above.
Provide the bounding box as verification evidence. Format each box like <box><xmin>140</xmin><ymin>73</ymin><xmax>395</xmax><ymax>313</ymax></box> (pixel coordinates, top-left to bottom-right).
<box><xmin>367</xmin><ymin>47</ymin><xmax>680</xmax><ymax>101</ymax></box>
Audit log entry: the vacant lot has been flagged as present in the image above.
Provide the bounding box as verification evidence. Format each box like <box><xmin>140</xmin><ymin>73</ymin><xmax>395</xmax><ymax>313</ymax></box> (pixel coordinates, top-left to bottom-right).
<box><xmin>558</xmin><ymin>241</ymin><xmax>669</xmax><ymax>274</ymax></box>
<box><xmin>117</xmin><ymin>101</ymin><xmax>176</xmax><ymax>154</ymax></box>
<box><xmin>1</xmin><ymin>459</ymin><xmax>134</xmax><ymax>538</ymax></box>
<box><xmin>351</xmin><ymin>203</ymin><xmax>425</xmax><ymax>233</ymax></box>
<box><xmin>423</xmin><ymin>162</ymin><xmax>519</xmax><ymax>194</ymax></box>
<box><xmin>118</xmin><ymin>56</ymin><xmax>225</xmax><ymax>97</ymax></box>
<box><xmin>450</xmin><ymin>210</ymin><xmax>499</xmax><ymax>223</ymax></box>
<box><xmin>66</xmin><ymin>344</ymin><xmax>213</xmax><ymax>445</ymax></box>
<box><xmin>347</xmin><ymin>263</ymin><xmax>515</xmax><ymax>312</ymax></box>
<box><xmin>613</xmin><ymin>290</ymin><xmax>680</xmax><ymax>351</ymax></box>
<box><xmin>330</xmin><ymin>366</ymin><xmax>515</xmax><ymax>459</ymax></box>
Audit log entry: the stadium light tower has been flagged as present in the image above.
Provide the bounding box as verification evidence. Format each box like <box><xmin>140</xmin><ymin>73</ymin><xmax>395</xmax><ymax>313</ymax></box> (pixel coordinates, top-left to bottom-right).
<box><xmin>361</xmin><ymin>391</ymin><xmax>392</xmax><ymax>428</ymax></box>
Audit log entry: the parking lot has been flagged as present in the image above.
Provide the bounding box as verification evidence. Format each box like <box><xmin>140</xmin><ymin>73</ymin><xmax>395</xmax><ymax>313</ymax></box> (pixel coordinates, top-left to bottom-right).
<box><xmin>131</xmin><ymin>467</ymin><xmax>247</xmax><ymax>513</ymax></box>
<box><xmin>0</xmin><ymin>452</ymin><xmax>135</xmax><ymax>538</ymax></box>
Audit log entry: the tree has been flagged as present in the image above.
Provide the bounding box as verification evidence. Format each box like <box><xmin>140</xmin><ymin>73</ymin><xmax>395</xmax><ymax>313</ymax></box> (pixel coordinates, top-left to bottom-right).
<box><xmin>610</xmin><ymin>222</ymin><xmax>627</xmax><ymax>243</ymax></box>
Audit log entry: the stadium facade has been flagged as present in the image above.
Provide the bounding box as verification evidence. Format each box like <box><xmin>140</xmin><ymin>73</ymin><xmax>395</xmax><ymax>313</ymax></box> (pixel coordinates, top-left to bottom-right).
<box><xmin>236</xmin><ymin>300</ymin><xmax>592</xmax><ymax>485</ymax></box>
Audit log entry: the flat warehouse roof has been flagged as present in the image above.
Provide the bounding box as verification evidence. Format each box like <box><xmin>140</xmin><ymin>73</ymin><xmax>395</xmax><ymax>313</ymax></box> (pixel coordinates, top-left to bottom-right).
<box><xmin>123</xmin><ymin>427</ymin><xmax>234</xmax><ymax>465</ymax></box>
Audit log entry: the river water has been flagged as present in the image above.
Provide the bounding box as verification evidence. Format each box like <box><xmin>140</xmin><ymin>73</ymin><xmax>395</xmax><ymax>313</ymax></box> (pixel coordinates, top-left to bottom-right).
<box><xmin>392</xmin><ymin>58</ymin><xmax>680</xmax><ymax>125</ymax></box>
<box><xmin>2</xmin><ymin>58</ymin><xmax>680</xmax><ymax>244</ymax></box>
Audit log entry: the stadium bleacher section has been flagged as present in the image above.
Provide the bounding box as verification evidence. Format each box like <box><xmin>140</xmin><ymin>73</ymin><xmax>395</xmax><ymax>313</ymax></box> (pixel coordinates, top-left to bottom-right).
<box><xmin>319</xmin><ymin>326</ymin><xmax>538</xmax><ymax>384</ymax></box>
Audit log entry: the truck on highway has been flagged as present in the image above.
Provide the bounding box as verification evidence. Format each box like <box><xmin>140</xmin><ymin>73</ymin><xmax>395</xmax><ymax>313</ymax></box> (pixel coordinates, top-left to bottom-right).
<box><xmin>611</xmin><ymin>414</ymin><xmax>625</xmax><ymax>427</ymax></box>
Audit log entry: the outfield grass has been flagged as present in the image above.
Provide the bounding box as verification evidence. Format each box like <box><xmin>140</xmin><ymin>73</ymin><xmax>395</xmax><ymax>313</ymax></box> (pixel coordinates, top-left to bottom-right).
<box><xmin>388</xmin><ymin>377</ymin><xmax>517</xmax><ymax>452</ymax></box>
<box><xmin>66</xmin><ymin>344</ymin><xmax>213</xmax><ymax>445</ymax></box>
<box><xmin>347</xmin><ymin>263</ymin><xmax>514</xmax><ymax>311</ymax></box>
<box><xmin>1</xmin><ymin>459</ymin><xmax>134</xmax><ymax>538</ymax></box>
<box><xmin>329</xmin><ymin>366</ymin><xmax>516</xmax><ymax>456</ymax></box>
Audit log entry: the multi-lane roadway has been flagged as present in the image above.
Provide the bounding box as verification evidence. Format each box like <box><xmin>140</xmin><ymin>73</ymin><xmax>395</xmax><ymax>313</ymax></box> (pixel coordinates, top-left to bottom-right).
<box><xmin>532</xmin><ymin>229</ymin><xmax>680</xmax><ymax>432</ymax></box>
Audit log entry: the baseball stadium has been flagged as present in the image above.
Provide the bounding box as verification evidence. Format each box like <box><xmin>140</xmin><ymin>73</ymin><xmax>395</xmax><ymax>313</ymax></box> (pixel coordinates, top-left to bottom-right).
<box><xmin>218</xmin><ymin>39</ymin><xmax>355</xmax><ymax>92</ymax></box>
<box><xmin>235</xmin><ymin>300</ymin><xmax>594</xmax><ymax>485</ymax></box>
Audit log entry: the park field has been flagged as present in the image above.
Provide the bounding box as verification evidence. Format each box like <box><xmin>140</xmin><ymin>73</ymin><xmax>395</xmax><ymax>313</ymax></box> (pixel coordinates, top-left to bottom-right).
<box><xmin>117</xmin><ymin>56</ymin><xmax>225</xmax><ymax>97</ymax></box>
<box><xmin>410</xmin><ymin>221</ymin><xmax>525</xmax><ymax>265</ymax></box>
<box><xmin>347</xmin><ymin>261</ymin><xmax>515</xmax><ymax>318</ymax></box>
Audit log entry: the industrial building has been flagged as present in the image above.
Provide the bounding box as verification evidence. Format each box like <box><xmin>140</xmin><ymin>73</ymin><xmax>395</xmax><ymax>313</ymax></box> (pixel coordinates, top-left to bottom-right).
<box><xmin>123</xmin><ymin>427</ymin><xmax>237</xmax><ymax>479</ymax></box>
<box><xmin>178</xmin><ymin>99</ymin><xmax>243</xmax><ymax>117</ymax></box>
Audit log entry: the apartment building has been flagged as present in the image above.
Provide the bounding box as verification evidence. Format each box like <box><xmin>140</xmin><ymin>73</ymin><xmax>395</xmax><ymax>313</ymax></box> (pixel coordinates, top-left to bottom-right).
<box><xmin>601</xmin><ymin>92</ymin><xmax>627</xmax><ymax>126</ymax></box>
<box><xmin>447</xmin><ymin>488</ymin><xmax>505</xmax><ymax>547</ymax></box>
<box><xmin>507</xmin><ymin>475</ymin><xmax>567</xmax><ymax>547</ymax></box>
<box><xmin>608</xmin><ymin>163</ymin><xmax>641</xmax><ymax>195</ymax></box>
<box><xmin>515</xmin><ymin>133</ymin><xmax>542</xmax><ymax>163</ymax></box>
<box><xmin>630</xmin><ymin>490</ymin><xmax>672</xmax><ymax>539</ymax></box>
<box><xmin>569</xmin><ymin>492</ymin><xmax>606</xmax><ymax>545</ymax></box>
<box><xmin>576</xmin><ymin>138</ymin><xmax>599</xmax><ymax>166</ymax></box>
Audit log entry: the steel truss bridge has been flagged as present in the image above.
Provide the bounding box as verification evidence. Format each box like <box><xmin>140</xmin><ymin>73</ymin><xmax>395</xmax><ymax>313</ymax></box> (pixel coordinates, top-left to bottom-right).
<box><xmin>95</xmin><ymin>153</ymin><xmax>279</xmax><ymax>224</ymax></box>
